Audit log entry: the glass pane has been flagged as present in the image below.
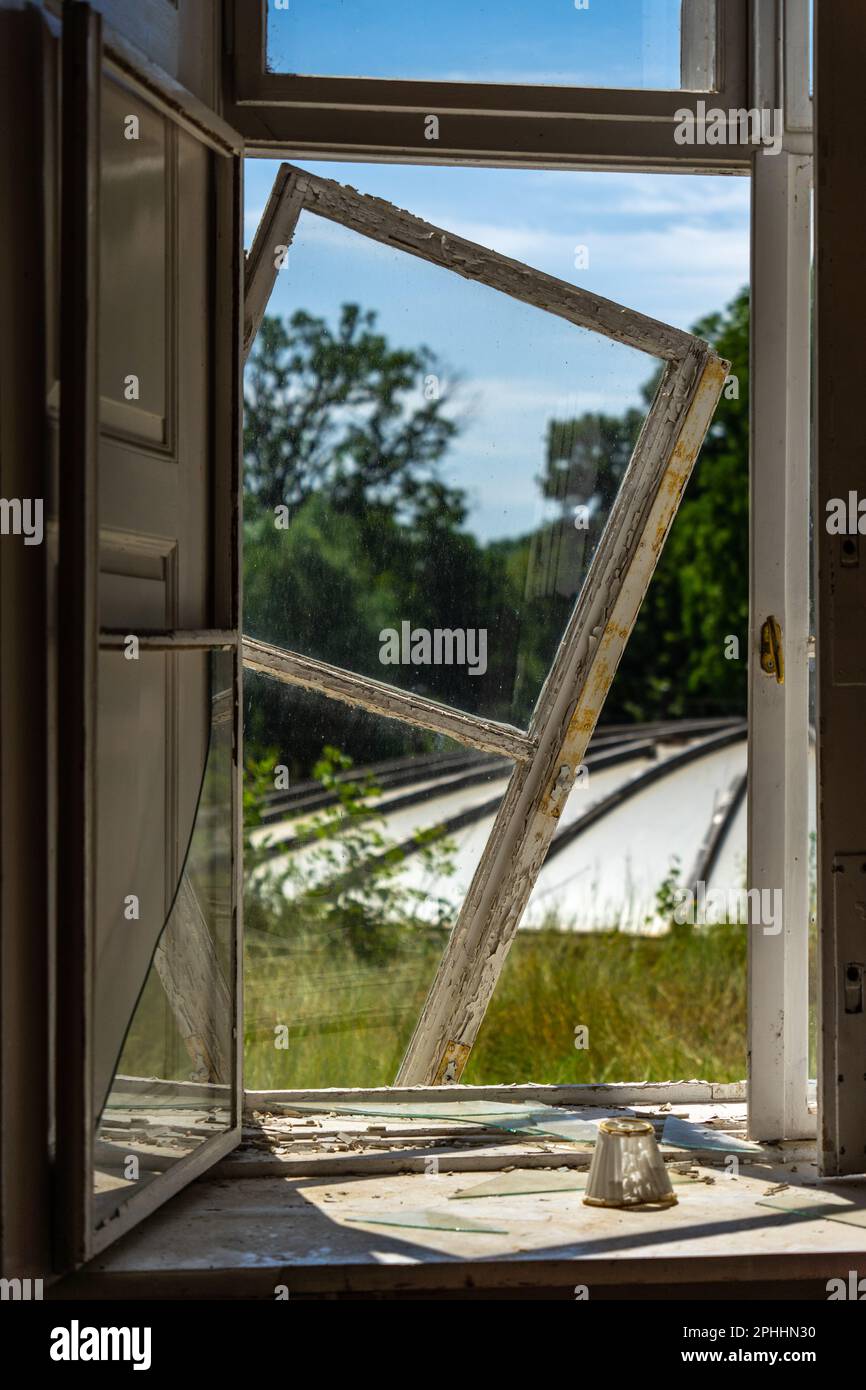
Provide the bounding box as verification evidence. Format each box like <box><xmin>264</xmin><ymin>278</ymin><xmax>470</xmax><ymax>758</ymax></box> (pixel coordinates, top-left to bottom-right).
<box><xmin>243</xmin><ymin>673</ymin><xmax>513</xmax><ymax>1087</ymax></box>
<box><xmin>344</xmin><ymin>1210</ymin><xmax>510</xmax><ymax>1234</ymax></box>
<box><xmin>244</xmin><ymin>208</ymin><xmax>656</xmax><ymax>731</ymax></box>
<box><xmin>93</xmin><ymin>652</ymin><xmax>234</xmax><ymax>1227</ymax></box>
<box><xmin>266</xmin><ymin>0</ymin><xmax>702</xmax><ymax>92</ymax></box>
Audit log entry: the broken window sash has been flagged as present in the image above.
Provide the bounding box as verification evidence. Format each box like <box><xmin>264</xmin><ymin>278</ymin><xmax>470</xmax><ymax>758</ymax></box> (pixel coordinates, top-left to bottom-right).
<box><xmin>244</xmin><ymin>166</ymin><xmax>695</xmax><ymax>365</ymax></box>
<box><xmin>242</xmin><ymin>639</ymin><xmax>535</xmax><ymax>764</ymax></box>
<box><xmin>243</xmin><ymin>164</ymin><xmax>728</xmax><ymax>1087</ymax></box>
<box><xmin>242</xmin><ymin>163</ymin><xmax>690</xmax><ymax>752</ymax></box>
<box><xmin>245</xmin><ymin>197</ymin><xmax>657</xmax><ymax>730</ymax></box>
<box><xmin>397</xmin><ymin>348</ymin><xmax>727</xmax><ymax>1084</ymax></box>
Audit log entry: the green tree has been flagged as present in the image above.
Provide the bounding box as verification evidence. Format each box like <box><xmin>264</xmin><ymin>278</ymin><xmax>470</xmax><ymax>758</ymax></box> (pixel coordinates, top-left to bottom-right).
<box><xmin>244</xmin><ymin>306</ymin><xmax>462</xmax><ymax>524</ymax></box>
<box><xmin>537</xmin><ymin>287</ymin><xmax>749</xmax><ymax>722</ymax></box>
<box><xmin>244</xmin><ymin>305</ymin><xmax>528</xmax><ymax>757</ymax></box>
<box><xmin>611</xmin><ymin>287</ymin><xmax>749</xmax><ymax>720</ymax></box>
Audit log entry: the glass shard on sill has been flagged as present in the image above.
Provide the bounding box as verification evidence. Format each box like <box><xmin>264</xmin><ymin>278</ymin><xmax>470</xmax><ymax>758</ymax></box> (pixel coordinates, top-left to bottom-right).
<box><xmin>282</xmin><ymin>1099</ymin><xmax>546</xmax><ymax>1124</ymax></box>
<box><xmin>758</xmin><ymin>1189</ymin><xmax>866</xmax><ymax>1230</ymax></box>
<box><xmin>344</xmin><ymin>1208</ymin><xmax>509</xmax><ymax>1235</ymax></box>
<box><xmin>661</xmin><ymin>1115</ymin><xmax>760</xmax><ymax>1154</ymax></box>
<box><xmin>451</xmin><ymin>1169</ymin><xmax>588</xmax><ymax>1200</ymax></box>
<box><xmin>451</xmin><ymin>1165</ymin><xmax>715</xmax><ymax>1200</ymax></box>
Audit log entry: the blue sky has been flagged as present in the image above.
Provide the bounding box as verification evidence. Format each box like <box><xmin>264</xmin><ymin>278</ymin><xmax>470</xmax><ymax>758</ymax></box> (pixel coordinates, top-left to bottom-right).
<box><xmin>245</xmin><ymin>160</ymin><xmax>750</xmax><ymax>540</ymax></box>
<box><xmin>267</xmin><ymin>0</ymin><xmax>684</xmax><ymax>90</ymax></box>
<box><xmin>249</xmin><ymin>2</ymin><xmax>749</xmax><ymax>542</ymax></box>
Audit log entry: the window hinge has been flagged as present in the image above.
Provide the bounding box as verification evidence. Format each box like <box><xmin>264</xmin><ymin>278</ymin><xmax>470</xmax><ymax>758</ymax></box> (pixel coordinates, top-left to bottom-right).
<box><xmin>760</xmin><ymin>615</ymin><xmax>784</xmax><ymax>683</ymax></box>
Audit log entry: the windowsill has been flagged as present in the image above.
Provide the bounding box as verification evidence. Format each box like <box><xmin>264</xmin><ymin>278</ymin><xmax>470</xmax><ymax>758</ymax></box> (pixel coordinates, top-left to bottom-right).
<box><xmin>55</xmin><ymin>1096</ymin><xmax>865</xmax><ymax>1300</ymax></box>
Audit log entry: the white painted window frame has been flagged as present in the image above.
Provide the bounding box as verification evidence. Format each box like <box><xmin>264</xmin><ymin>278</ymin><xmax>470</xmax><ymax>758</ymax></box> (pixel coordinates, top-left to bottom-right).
<box><xmin>243</xmin><ymin>163</ymin><xmax>728</xmax><ymax>1087</ymax></box>
<box><xmin>746</xmin><ymin>0</ymin><xmax>814</xmax><ymax>1142</ymax></box>
<box><xmin>236</xmin><ymin>2</ymin><xmax>817</xmax><ymax>1130</ymax></box>
<box><xmin>225</xmin><ymin>0</ymin><xmax>751</xmax><ymax>169</ymax></box>
<box><xmin>234</xmin><ymin>0</ymin><xmax>733</xmax><ymax>114</ymax></box>
<box><xmin>748</xmin><ymin>147</ymin><xmax>813</xmax><ymax>1142</ymax></box>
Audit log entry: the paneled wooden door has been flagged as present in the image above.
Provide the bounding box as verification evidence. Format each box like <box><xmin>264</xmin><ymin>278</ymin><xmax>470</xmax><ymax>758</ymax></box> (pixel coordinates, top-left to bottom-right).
<box><xmin>95</xmin><ymin>75</ymin><xmax>215</xmax><ymax>1122</ymax></box>
<box><xmin>55</xmin><ymin>3</ymin><xmax>243</xmax><ymax>1266</ymax></box>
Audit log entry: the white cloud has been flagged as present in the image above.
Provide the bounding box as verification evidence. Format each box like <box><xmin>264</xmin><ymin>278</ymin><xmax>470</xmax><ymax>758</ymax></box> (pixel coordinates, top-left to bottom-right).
<box><xmin>527</xmin><ymin>168</ymin><xmax>751</xmax><ymax>217</ymax></box>
<box><xmin>435</xmin><ymin>215</ymin><xmax>747</xmax><ymax>282</ymax></box>
<box><xmin>453</xmin><ymin>375</ymin><xmax>642</xmax><ymax>419</ymax></box>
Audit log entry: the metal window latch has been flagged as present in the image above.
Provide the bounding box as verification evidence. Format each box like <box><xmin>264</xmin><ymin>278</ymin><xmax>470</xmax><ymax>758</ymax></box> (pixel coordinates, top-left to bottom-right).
<box><xmin>760</xmin><ymin>615</ymin><xmax>784</xmax><ymax>683</ymax></box>
<box><xmin>844</xmin><ymin>962</ymin><xmax>865</xmax><ymax>1015</ymax></box>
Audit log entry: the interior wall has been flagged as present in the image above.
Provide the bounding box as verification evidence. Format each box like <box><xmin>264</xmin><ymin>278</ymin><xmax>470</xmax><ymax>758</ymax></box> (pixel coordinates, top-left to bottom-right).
<box><xmin>0</xmin><ymin>4</ymin><xmax>51</xmax><ymax>1279</ymax></box>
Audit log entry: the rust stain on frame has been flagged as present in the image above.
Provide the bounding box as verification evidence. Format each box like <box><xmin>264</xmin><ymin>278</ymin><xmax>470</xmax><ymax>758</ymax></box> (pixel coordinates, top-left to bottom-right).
<box><xmin>433</xmin><ymin>1041</ymin><xmax>472</xmax><ymax>1084</ymax></box>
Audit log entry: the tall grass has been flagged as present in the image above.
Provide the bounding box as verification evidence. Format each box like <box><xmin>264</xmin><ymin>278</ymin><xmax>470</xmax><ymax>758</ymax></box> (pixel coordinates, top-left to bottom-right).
<box><xmin>465</xmin><ymin>923</ymin><xmax>747</xmax><ymax>1085</ymax></box>
<box><xmin>244</xmin><ymin>922</ymin><xmax>747</xmax><ymax>1089</ymax></box>
<box><xmin>242</xmin><ymin>747</ymin><xmax>749</xmax><ymax>1090</ymax></box>
<box><xmin>244</xmin><ymin>926</ymin><xmax>443</xmax><ymax>1089</ymax></box>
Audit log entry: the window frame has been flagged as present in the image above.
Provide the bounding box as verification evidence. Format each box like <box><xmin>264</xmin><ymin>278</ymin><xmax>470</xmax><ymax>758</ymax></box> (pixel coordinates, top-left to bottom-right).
<box><xmin>236</xmin><ymin>0</ymin><xmax>815</xmax><ymax>1131</ymax></box>
<box><xmin>225</xmin><ymin>0</ymin><xmax>752</xmax><ymax>169</ymax></box>
<box><xmin>242</xmin><ymin>161</ymin><xmax>728</xmax><ymax>1087</ymax></box>
<box><xmin>47</xmin><ymin>3</ymin><xmax>818</xmax><ymax>1282</ymax></box>
<box><xmin>745</xmin><ymin>0</ymin><xmax>814</xmax><ymax>1143</ymax></box>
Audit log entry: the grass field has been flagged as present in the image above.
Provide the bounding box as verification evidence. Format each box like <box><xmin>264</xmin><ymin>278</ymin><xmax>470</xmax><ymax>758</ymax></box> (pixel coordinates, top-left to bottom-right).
<box><xmin>106</xmin><ymin>753</ymin><xmax>818</xmax><ymax>1098</ymax></box>
<box><xmin>243</xmin><ymin>921</ymin><xmax>750</xmax><ymax>1090</ymax></box>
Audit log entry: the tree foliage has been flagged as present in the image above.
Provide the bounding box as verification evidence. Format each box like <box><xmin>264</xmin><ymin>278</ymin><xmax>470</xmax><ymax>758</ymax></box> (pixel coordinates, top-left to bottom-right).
<box><xmin>607</xmin><ymin>287</ymin><xmax>749</xmax><ymax>720</ymax></box>
<box><xmin>244</xmin><ymin>306</ymin><xmax>463</xmax><ymax>524</ymax></box>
